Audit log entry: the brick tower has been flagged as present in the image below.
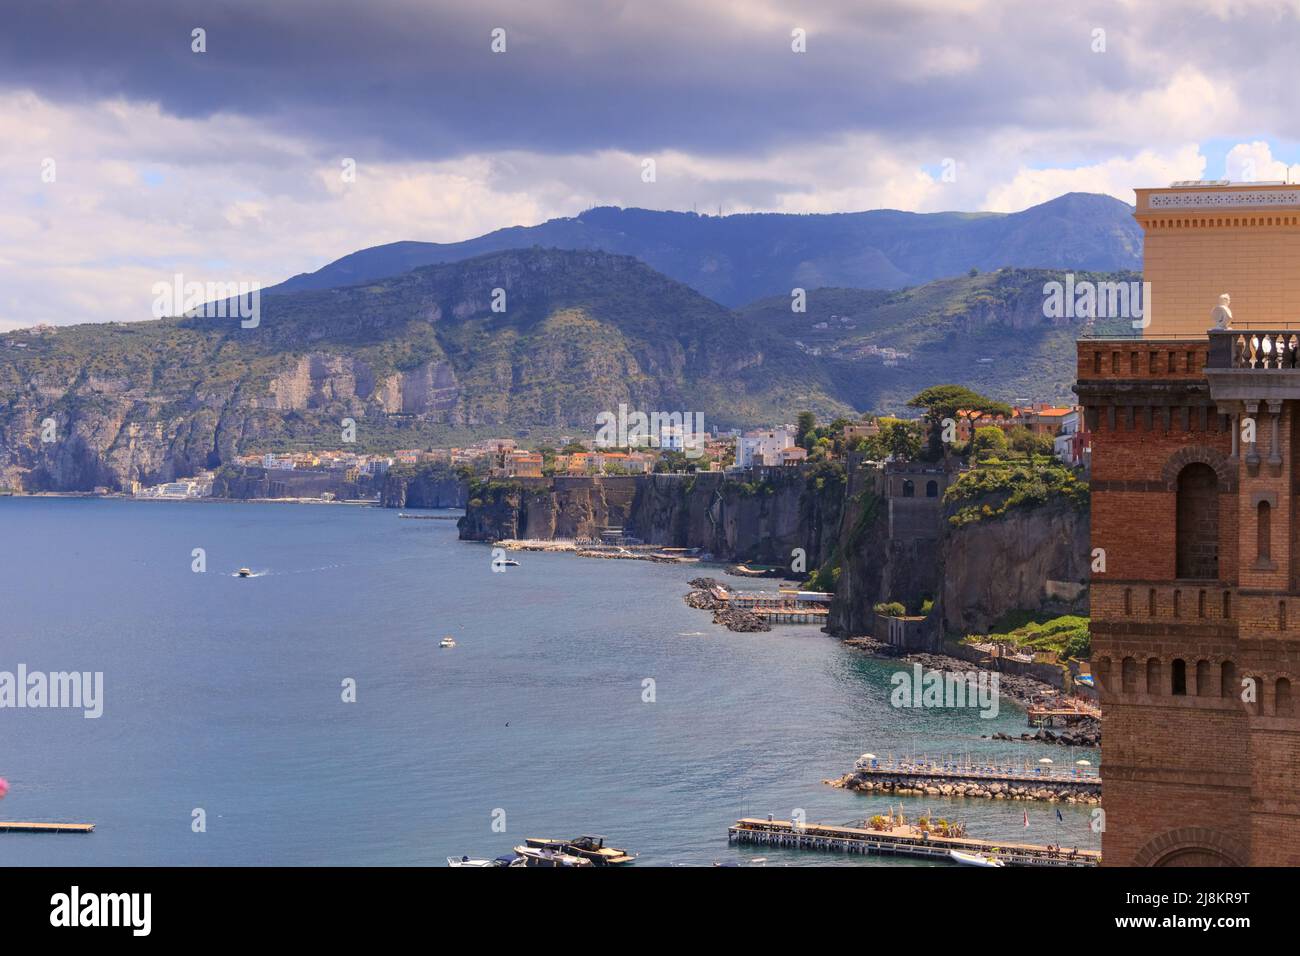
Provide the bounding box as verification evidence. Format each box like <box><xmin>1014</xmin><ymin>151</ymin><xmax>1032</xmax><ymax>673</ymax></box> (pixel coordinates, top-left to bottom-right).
<box><xmin>1078</xmin><ymin>181</ymin><xmax>1300</xmax><ymax>866</ymax></box>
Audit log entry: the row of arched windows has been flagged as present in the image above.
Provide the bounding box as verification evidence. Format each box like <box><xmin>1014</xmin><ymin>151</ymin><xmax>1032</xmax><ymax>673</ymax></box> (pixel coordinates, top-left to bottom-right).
<box><xmin>898</xmin><ymin>479</ymin><xmax>939</xmax><ymax>498</ymax></box>
<box><xmin>1121</xmin><ymin>586</ymin><xmax>1231</xmax><ymax>620</ymax></box>
<box><xmin>1094</xmin><ymin>656</ymin><xmax>1294</xmax><ymax>716</ymax></box>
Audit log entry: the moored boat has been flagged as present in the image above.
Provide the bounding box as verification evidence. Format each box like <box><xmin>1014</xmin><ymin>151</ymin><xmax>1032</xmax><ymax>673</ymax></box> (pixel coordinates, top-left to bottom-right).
<box><xmin>948</xmin><ymin>848</ymin><xmax>1005</xmax><ymax>868</ymax></box>
<box><xmin>513</xmin><ymin>844</ymin><xmax>592</xmax><ymax>867</ymax></box>
<box><xmin>524</xmin><ymin>835</ymin><xmax>635</xmax><ymax>865</ymax></box>
<box><xmin>447</xmin><ymin>854</ymin><xmax>521</xmax><ymax>867</ymax></box>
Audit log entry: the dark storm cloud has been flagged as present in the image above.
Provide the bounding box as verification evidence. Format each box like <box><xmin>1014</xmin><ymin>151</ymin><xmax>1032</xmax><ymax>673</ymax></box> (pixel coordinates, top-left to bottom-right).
<box><xmin>0</xmin><ymin>0</ymin><xmax>1190</xmax><ymax>160</ymax></box>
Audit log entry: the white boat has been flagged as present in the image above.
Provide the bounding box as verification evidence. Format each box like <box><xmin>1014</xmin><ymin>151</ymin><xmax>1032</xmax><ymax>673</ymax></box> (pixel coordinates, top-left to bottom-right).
<box><xmin>513</xmin><ymin>845</ymin><xmax>592</xmax><ymax>867</ymax></box>
<box><xmin>447</xmin><ymin>854</ymin><xmax>523</xmax><ymax>867</ymax></box>
<box><xmin>237</xmin><ymin>567</ymin><xmax>252</xmax><ymax>578</ymax></box>
<box><xmin>949</xmin><ymin>849</ymin><xmax>1005</xmax><ymax>868</ymax></box>
<box><xmin>439</xmin><ymin>637</ymin><xmax>457</xmax><ymax>648</ymax></box>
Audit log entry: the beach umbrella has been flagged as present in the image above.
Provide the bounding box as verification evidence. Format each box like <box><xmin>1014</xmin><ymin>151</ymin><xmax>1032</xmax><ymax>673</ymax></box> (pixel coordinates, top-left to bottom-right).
<box><xmin>0</xmin><ymin>777</ymin><xmax>7</xmax><ymax>799</ymax></box>
<box><xmin>862</xmin><ymin>753</ymin><xmax>877</xmax><ymax>760</ymax></box>
<box><xmin>1075</xmin><ymin>759</ymin><xmax>1091</xmax><ymax>766</ymax></box>
<box><xmin>1038</xmin><ymin>757</ymin><xmax>1054</xmax><ymax>763</ymax></box>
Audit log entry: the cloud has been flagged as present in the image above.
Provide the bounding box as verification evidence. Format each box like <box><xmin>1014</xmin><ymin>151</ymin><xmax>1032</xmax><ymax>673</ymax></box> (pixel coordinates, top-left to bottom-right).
<box><xmin>1</xmin><ymin>1</ymin><xmax>1298</xmax><ymax>326</ymax></box>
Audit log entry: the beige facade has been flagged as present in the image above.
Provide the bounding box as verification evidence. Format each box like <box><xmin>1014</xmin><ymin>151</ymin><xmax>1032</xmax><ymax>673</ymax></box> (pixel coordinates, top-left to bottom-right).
<box><xmin>1138</xmin><ymin>182</ymin><xmax>1300</xmax><ymax>338</ymax></box>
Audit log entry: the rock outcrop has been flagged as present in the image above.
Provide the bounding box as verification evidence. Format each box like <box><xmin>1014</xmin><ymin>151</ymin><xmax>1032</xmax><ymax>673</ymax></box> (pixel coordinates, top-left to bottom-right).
<box><xmin>939</xmin><ymin>499</ymin><xmax>1089</xmax><ymax>635</ymax></box>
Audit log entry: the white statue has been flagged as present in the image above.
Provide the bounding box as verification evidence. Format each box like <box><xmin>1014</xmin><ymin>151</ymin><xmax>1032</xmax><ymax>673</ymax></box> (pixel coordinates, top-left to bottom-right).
<box><xmin>1211</xmin><ymin>293</ymin><xmax>1233</xmax><ymax>330</ymax></box>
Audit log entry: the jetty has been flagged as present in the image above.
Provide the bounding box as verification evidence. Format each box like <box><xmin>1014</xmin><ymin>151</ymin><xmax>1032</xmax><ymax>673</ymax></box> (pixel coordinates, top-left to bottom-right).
<box><xmin>830</xmin><ymin>753</ymin><xmax>1101</xmax><ymax>804</ymax></box>
<box><xmin>719</xmin><ymin>587</ymin><xmax>833</xmax><ymax>625</ymax></box>
<box><xmin>1027</xmin><ymin>698</ymin><xmax>1101</xmax><ymax>727</ymax></box>
<box><xmin>729</xmin><ymin>818</ymin><xmax>1098</xmax><ymax>867</ymax></box>
<box><xmin>0</xmin><ymin>821</ymin><xmax>95</xmax><ymax>833</ymax></box>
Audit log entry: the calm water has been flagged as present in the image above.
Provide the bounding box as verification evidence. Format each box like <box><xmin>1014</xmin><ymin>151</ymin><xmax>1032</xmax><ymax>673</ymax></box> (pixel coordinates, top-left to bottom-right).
<box><xmin>0</xmin><ymin>497</ymin><xmax>1098</xmax><ymax>866</ymax></box>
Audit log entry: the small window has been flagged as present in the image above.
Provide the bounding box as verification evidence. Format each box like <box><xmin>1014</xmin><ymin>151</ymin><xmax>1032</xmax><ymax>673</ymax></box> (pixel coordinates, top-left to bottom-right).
<box><xmin>1172</xmin><ymin>659</ymin><xmax>1187</xmax><ymax>696</ymax></box>
<box><xmin>1258</xmin><ymin>500</ymin><xmax>1273</xmax><ymax>563</ymax></box>
<box><xmin>902</xmin><ymin>479</ymin><xmax>914</xmax><ymax>498</ymax></box>
<box><xmin>1278</xmin><ymin>679</ymin><xmax>1294</xmax><ymax>717</ymax></box>
<box><xmin>1221</xmin><ymin>661</ymin><xmax>1237</xmax><ymax>699</ymax></box>
<box><xmin>925</xmin><ymin>480</ymin><xmax>938</xmax><ymax>498</ymax></box>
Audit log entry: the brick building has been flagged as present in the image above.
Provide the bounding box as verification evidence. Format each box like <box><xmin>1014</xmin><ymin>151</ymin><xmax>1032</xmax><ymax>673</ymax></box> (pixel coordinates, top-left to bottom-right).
<box><xmin>1077</xmin><ymin>180</ymin><xmax>1300</xmax><ymax>866</ymax></box>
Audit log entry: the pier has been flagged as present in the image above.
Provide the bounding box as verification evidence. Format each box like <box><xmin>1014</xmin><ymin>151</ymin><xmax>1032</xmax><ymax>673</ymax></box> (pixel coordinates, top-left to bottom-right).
<box><xmin>1027</xmin><ymin>699</ymin><xmax>1100</xmax><ymax>727</ymax></box>
<box><xmin>720</xmin><ymin>587</ymin><xmax>833</xmax><ymax>625</ymax></box>
<box><xmin>0</xmin><ymin>821</ymin><xmax>95</xmax><ymax>833</ymax></box>
<box><xmin>729</xmin><ymin>818</ymin><xmax>1098</xmax><ymax>866</ymax></box>
<box><xmin>831</xmin><ymin>754</ymin><xmax>1101</xmax><ymax>803</ymax></box>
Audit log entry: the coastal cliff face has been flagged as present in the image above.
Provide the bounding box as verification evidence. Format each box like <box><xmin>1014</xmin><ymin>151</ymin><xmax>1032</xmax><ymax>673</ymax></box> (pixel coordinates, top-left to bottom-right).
<box><xmin>458</xmin><ymin>461</ymin><xmax>1091</xmax><ymax>642</ymax></box>
<box><xmin>825</xmin><ymin>465</ymin><xmax>890</xmax><ymax>635</ymax></box>
<box><xmin>938</xmin><ymin>500</ymin><xmax>1089</xmax><ymax>635</ymax></box>
<box><xmin>380</xmin><ymin>472</ymin><xmax>467</xmax><ymax>509</ymax></box>
<box><xmin>457</xmin><ymin>467</ymin><xmax>846</xmax><ymax>568</ymax></box>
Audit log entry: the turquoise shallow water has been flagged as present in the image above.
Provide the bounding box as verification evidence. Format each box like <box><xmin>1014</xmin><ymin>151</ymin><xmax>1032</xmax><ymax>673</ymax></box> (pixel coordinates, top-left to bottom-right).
<box><xmin>0</xmin><ymin>497</ymin><xmax>1098</xmax><ymax>865</ymax></box>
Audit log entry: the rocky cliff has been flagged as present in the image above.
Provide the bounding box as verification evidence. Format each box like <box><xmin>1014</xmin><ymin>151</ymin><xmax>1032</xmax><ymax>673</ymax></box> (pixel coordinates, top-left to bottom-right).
<box><xmin>458</xmin><ymin>466</ymin><xmax>846</xmax><ymax>569</ymax></box>
<box><xmin>938</xmin><ymin>499</ymin><xmax>1089</xmax><ymax>635</ymax></box>
<box><xmin>458</xmin><ymin>460</ymin><xmax>1091</xmax><ymax>641</ymax></box>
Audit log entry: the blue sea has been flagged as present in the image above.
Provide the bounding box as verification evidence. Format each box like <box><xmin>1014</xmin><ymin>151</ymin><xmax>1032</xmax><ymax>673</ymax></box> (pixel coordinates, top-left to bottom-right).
<box><xmin>0</xmin><ymin>497</ymin><xmax>1099</xmax><ymax>866</ymax></box>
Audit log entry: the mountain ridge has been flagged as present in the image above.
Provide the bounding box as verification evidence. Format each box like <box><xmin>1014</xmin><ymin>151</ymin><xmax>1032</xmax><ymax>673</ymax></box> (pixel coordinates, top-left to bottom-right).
<box><xmin>271</xmin><ymin>192</ymin><xmax>1141</xmax><ymax>307</ymax></box>
<box><xmin>1</xmin><ymin>246</ymin><xmax>1133</xmax><ymax>492</ymax></box>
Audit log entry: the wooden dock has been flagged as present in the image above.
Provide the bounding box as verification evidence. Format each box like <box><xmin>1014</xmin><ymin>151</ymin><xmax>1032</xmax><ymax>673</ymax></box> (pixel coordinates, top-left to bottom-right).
<box><xmin>1027</xmin><ymin>701</ymin><xmax>1101</xmax><ymax>727</ymax></box>
<box><xmin>0</xmin><ymin>821</ymin><xmax>95</xmax><ymax>833</ymax></box>
<box><xmin>729</xmin><ymin>818</ymin><xmax>1098</xmax><ymax>867</ymax></box>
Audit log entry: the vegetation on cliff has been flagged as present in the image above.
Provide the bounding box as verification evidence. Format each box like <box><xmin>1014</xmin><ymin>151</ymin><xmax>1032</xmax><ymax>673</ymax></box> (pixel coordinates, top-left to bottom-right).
<box><xmin>944</xmin><ymin>458</ymin><xmax>1088</xmax><ymax>527</ymax></box>
<box><xmin>970</xmin><ymin>611</ymin><xmax>1091</xmax><ymax>660</ymax></box>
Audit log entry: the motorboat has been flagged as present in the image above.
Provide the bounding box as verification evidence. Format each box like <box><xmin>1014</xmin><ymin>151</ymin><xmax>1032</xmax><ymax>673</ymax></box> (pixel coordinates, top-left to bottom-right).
<box><xmin>948</xmin><ymin>849</ymin><xmax>1005</xmax><ymax>868</ymax></box>
<box><xmin>447</xmin><ymin>854</ymin><xmax>522</xmax><ymax>867</ymax></box>
<box><xmin>439</xmin><ymin>636</ymin><xmax>457</xmax><ymax>648</ymax></box>
<box><xmin>513</xmin><ymin>844</ymin><xmax>592</xmax><ymax>867</ymax></box>
<box><xmin>524</xmin><ymin>835</ymin><xmax>635</xmax><ymax>865</ymax></box>
<box><xmin>237</xmin><ymin>568</ymin><xmax>252</xmax><ymax>578</ymax></box>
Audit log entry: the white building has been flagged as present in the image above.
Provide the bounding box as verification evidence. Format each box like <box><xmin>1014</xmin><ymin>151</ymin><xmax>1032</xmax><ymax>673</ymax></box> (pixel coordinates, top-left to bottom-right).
<box><xmin>736</xmin><ymin>427</ymin><xmax>796</xmax><ymax>468</ymax></box>
<box><xmin>1052</xmin><ymin>409</ymin><xmax>1088</xmax><ymax>467</ymax></box>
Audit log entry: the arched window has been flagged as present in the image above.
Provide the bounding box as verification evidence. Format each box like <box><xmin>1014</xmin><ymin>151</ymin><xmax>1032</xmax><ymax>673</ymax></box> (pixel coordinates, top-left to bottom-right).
<box><xmin>1147</xmin><ymin>657</ymin><xmax>1163</xmax><ymax>694</ymax></box>
<box><xmin>1196</xmin><ymin>660</ymin><xmax>1211</xmax><ymax>696</ymax></box>
<box><xmin>1278</xmin><ymin>678</ymin><xmax>1294</xmax><ymax>717</ymax></box>
<box><xmin>925</xmin><ymin>480</ymin><xmax>938</xmax><ymax>498</ymax></box>
<box><xmin>1094</xmin><ymin>658</ymin><xmax>1111</xmax><ymax>693</ymax></box>
<box><xmin>1221</xmin><ymin>660</ymin><xmax>1237</xmax><ymax>699</ymax></box>
<box><xmin>1122</xmin><ymin>657</ymin><xmax>1138</xmax><ymax>694</ymax></box>
<box><xmin>1258</xmin><ymin>500</ymin><xmax>1272</xmax><ymax>563</ymax></box>
<box><xmin>1172</xmin><ymin>659</ymin><xmax>1187</xmax><ymax>695</ymax></box>
<box><xmin>1175</xmin><ymin>463</ymin><xmax>1219</xmax><ymax>578</ymax></box>
<box><xmin>902</xmin><ymin>479</ymin><xmax>914</xmax><ymax>498</ymax></box>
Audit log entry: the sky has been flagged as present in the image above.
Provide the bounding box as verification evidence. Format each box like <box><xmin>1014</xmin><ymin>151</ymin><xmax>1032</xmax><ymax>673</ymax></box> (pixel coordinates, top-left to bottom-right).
<box><xmin>3</xmin><ymin>0</ymin><xmax>1300</xmax><ymax>329</ymax></box>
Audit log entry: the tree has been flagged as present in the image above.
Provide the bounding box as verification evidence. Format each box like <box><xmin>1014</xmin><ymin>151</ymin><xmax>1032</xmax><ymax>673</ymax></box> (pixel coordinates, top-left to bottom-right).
<box><xmin>1008</xmin><ymin>426</ymin><xmax>1056</xmax><ymax>458</ymax></box>
<box><xmin>859</xmin><ymin>417</ymin><xmax>923</xmax><ymax>462</ymax></box>
<box><xmin>907</xmin><ymin>385</ymin><xmax>1012</xmax><ymax>459</ymax></box>
<box><xmin>971</xmin><ymin>426</ymin><xmax>1008</xmax><ymax>460</ymax></box>
<box><xmin>796</xmin><ymin>411</ymin><xmax>817</xmax><ymax>450</ymax></box>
